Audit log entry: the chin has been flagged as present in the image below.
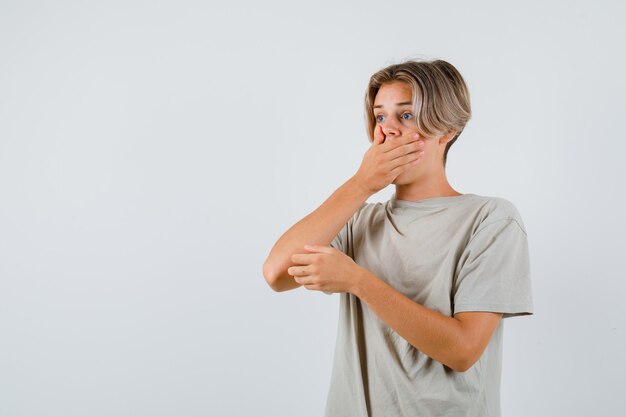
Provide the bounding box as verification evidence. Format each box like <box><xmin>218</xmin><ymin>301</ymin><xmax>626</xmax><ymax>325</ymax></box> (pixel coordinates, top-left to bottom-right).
<box><xmin>393</xmin><ymin>171</ymin><xmax>420</xmax><ymax>185</ymax></box>
<box><xmin>393</xmin><ymin>178</ymin><xmax>414</xmax><ymax>186</ymax></box>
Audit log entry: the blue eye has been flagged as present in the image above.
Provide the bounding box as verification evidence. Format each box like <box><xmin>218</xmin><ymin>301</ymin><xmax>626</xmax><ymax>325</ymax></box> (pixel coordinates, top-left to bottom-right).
<box><xmin>402</xmin><ymin>113</ymin><xmax>413</xmax><ymax>120</ymax></box>
<box><xmin>376</xmin><ymin>115</ymin><xmax>385</xmax><ymax>123</ymax></box>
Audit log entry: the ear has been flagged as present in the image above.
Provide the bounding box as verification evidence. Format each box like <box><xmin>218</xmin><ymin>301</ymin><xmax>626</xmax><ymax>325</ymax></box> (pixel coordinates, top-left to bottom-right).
<box><xmin>438</xmin><ymin>129</ymin><xmax>458</xmax><ymax>145</ymax></box>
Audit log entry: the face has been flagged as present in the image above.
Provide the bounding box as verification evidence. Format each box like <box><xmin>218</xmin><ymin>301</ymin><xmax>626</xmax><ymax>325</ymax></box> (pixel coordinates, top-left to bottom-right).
<box><xmin>373</xmin><ymin>81</ymin><xmax>445</xmax><ymax>184</ymax></box>
<box><xmin>373</xmin><ymin>81</ymin><xmax>418</xmax><ymax>139</ymax></box>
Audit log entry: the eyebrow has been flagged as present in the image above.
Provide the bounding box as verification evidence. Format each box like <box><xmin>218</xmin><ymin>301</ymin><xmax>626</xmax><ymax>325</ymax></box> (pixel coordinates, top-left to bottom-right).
<box><xmin>373</xmin><ymin>101</ymin><xmax>413</xmax><ymax>109</ymax></box>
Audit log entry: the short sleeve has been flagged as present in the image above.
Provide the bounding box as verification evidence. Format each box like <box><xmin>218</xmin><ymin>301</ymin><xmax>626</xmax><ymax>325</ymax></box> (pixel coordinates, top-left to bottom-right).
<box><xmin>453</xmin><ymin>218</ymin><xmax>533</xmax><ymax>318</ymax></box>
<box><xmin>329</xmin><ymin>221</ymin><xmax>349</xmax><ymax>254</ymax></box>
<box><xmin>324</xmin><ymin>202</ymin><xmax>368</xmax><ymax>295</ymax></box>
<box><xmin>324</xmin><ymin>225</ymin><xmax>350</xmax><ymax>296</ymax></box>
<box><xmin>328</xmin><ymin>201</ymin><xmax>368</xmax><ymax>256</ymax></box>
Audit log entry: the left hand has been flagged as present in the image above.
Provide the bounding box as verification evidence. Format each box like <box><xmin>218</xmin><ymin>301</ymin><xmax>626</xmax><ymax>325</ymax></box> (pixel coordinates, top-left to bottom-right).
<box><xmin>288</xmin><ymin>244</ymin><xmax>364</xmax><ymax>294</ymax></box>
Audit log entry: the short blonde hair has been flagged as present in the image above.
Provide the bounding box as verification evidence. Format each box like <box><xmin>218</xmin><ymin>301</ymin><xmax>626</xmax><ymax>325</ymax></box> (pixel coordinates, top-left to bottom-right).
<box><xmin>364</xmin><ymin>59</ymin><xmax>471</xmax><ymax>167</ymax></box>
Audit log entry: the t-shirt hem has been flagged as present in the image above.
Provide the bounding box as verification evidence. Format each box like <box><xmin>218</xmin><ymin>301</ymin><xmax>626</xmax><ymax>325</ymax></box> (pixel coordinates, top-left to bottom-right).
<box><xmin>454</xmin><ymin>303</ymin><xmax>534</xmax><ymax>318</ymax></box>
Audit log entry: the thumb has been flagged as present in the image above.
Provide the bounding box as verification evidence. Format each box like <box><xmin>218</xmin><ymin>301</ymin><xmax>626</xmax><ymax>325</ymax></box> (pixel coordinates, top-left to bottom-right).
<box><xmin>373</xmin><ymin>124</ymin><xmax>386</xmax><ymax>145</ymax></box>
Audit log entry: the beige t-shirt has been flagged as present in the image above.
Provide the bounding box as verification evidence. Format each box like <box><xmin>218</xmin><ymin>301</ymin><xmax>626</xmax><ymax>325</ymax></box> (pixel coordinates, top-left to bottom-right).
<box><xmin>324</xmin><ymin>192</ymin><xmax>533</xmax><ymax>417</ymax></box>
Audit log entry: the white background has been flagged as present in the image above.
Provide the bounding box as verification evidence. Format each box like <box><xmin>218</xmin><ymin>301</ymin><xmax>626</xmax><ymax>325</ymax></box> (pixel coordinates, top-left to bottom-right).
<box><xmin>1</xmin><ymin>1</ymin><xmax>625</xmax><ymax>416</ymax></box>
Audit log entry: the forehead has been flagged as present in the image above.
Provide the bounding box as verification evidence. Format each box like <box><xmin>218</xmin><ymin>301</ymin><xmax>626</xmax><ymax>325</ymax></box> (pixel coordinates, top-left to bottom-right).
<box><xmin>373</xmin><ymin>81</ymin><xmax>413</xmax><ymax>105</ymax></box>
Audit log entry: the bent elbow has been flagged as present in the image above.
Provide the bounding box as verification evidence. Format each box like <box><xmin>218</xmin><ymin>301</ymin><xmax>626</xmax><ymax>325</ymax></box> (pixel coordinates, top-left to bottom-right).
<box><xmin>262</xmin><ymin>260</ymin><xmax>279</xmax><ymax>291</ymax></box>
<box><xmin>452</xmin><ymin>358</ymin><xmax>477</xmax><ymax>373</ymax></box>
<box><xmin>263</xmin><ymin>260</ymin><xmax>298</xmax><ymax>292</ymax></box>
<box><xmin>450</xmin><ymin>344</ymin><xmax>480</xmax><ymax>373</ymax></box>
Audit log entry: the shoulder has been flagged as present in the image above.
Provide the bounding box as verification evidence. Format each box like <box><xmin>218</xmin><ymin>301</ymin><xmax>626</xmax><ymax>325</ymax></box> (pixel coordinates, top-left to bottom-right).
<box><xmin>342</xmin><ymin>200</ymin><xmax>389</xmax><ymax>232</ymax></box>
<box><xmin>465</xmin><ymin>194</ymin><xmax>528</xmax><ymax>235</ymax></box>
<box><xmin>352</xmin><ymin>200</ymin><xmax>383</xmax><ymax>220</ymax></box>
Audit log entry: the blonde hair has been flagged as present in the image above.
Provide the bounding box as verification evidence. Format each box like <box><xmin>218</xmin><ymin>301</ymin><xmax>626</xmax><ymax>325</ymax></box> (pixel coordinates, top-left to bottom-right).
<box><xmin>364</xmin><ymin>59</ymin><xmax>471</xmax><ymax>167</ymax></box>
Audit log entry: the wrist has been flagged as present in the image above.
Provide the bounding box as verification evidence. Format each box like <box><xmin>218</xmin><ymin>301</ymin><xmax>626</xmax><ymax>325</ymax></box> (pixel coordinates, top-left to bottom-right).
<box><xmin>351</xmin><ymin>266</ymin><xmax>375</xmax><ymax>298</ymax></box>
<box><xmin>347</xmin><ymin>175</ymin><xmax>373</xmax><ymax>200</ymax></box>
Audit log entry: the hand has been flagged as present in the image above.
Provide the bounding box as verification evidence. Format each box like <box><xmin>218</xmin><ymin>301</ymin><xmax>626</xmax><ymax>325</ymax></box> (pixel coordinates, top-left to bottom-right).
<box><xmin>288</xmin><ymin>244</ymin><xmax>364</xmax><ymax>294</ymax></box>
<box><xmin>353</xmin><ymin>125</ymin><xmax>426</xmax><ymax>194</ymax></box>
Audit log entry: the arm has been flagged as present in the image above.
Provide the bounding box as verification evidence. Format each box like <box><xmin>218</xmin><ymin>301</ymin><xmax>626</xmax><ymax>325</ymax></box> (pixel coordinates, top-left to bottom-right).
<box><xmin>263</xmin><ymin>127</ymin><xmax>424</xmax><ymax>292</ymax></box>
<box><xmin>353</xmin><ymin>268</ymin><xmax>502</xmax><ymax>372</ymax></box>
<box><xmin>262</xmin><ymin>176</ymin><xmax>370</xmax><ymax>292</ymax></box>
<box><xmin>289</xmin><ymin>245</ymin><xmax>502</xmax><ymax>371</ymax></box>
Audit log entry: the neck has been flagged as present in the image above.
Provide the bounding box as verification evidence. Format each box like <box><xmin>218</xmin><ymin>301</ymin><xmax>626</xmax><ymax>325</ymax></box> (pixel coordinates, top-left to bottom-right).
<box><xmin>394</xmin><ymin>169</ymin><xmax>461</xmax><ymax>202</ymax></box>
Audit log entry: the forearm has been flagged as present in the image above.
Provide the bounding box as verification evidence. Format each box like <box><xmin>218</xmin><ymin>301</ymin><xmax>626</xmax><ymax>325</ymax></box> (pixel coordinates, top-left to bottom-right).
<box><xmin>263</xmin><ymin>176</ymin><xmax>371</xmax><ymax>291</ymax></box>
<box><xmin>352</xmin><ymin>268</ymin><xmax>470</xmax><ymax>371</ymax></box>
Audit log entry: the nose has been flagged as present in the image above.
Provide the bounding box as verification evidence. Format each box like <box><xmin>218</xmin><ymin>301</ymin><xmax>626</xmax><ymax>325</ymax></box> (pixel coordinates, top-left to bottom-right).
<box><xmin>381</xmin><ymin>118</ymin><xmax>401</xmax><ymax>137</ymax></box>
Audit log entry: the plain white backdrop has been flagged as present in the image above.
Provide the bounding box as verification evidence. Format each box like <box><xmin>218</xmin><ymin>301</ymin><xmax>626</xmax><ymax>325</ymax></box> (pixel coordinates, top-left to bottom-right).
<box><xmin>1</xmin><ymin>1</ymin><xmax>625</xmax><ymax>416</ymax></box>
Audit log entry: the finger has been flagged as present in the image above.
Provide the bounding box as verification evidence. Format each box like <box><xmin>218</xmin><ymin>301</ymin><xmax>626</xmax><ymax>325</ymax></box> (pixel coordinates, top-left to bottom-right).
<box><xmin>391</xmin><ymin>146</ymin><xmax>425</xmax><ymax>168</ymax></box>
<box><xmin>381</xmin><ymin>132</ymin><xmax>420</xmax><ymax>155</ymax></box>
<box><xmin>294</xmin><ymin>276</ymin><xmax>316</xmax><ymax>287</ymax></box>
<box><xmin>288</xmin><ymin>266</ymin><xmax>309</xmax><ymax>276</ymax></box>
<box><xmin>303</xmin><ymin>284</ymin><xmax>323</xmax><ymax>291</ymax></box>
<box><xmin>385</xmin><ymin>138</ymin><xmax>425</xmax><ymax>160</ymax></box>
<box><xmin>389</xmin><ymin>152</ymin><xmax>423</xmax><ymax>174</ymax></box>
<box><xmin>303</xmin><ymin>244</ymin><xmax>333</xmax><ymax>254</ymax></box>
<box><xmin>373</xmin><ymin>124</ymin><xmax>386</xmax><ymax>144</ymax></box>
<box><xmin>400</xmin><ymin>131</ymin><xmax>421</xmax><ymax>145</ymax></box>
<box><xmin>291</xmin><ymin>253</ymin><xmax>317</xmax><ymax>264</ymax></box>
